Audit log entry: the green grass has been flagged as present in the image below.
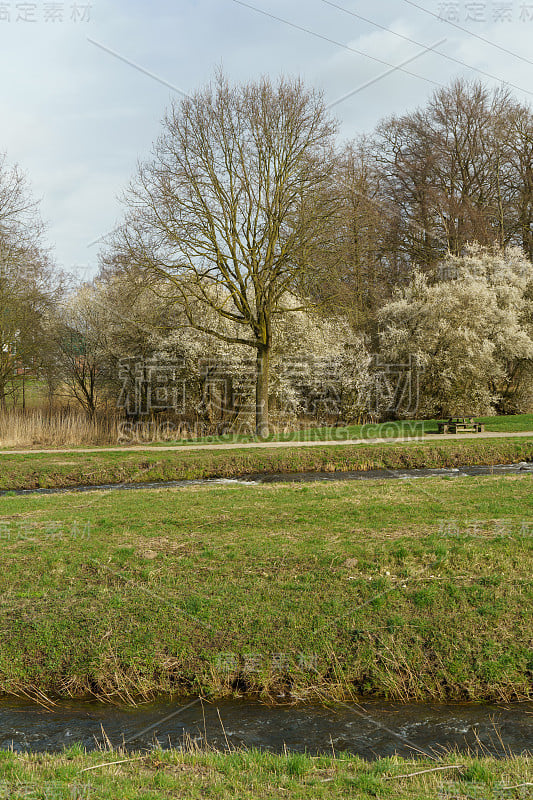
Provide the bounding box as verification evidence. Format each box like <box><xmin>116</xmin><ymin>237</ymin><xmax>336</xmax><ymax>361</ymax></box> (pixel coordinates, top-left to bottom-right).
<box><xmin>0</xmin><ymin>474</ymin><xmax>531</xmax><ymax>702</ymax></box>
<box><xmin>0</xmin><ymin>436</ymin><xmax>532</xmax><ymax>491</ymax></box>
<box><xmin>113</xmin><ymin>413</ymin><xmax>533</xmax><ymax>447</ymax></box>
<box><xmin>0</xmin><ymin>749</ymin><xmax>530</xmax><ymax>799</ymax></box>
<box><xmin>475</xmin><ymin>413</ymin><xmax>533</xmax><ymax>432</ymax></box>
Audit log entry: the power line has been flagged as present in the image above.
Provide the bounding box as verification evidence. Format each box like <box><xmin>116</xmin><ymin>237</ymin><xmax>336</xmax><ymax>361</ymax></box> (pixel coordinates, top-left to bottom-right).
<box><xmin>232</xmin><ymin>0</ymin><xmax>441</xmax><ymax>88</ymax></box>
<box><xmin>327</xmin><ymin>38</ymin><xmax>446</xmax><ymax>108</ymax></box>
<box><xmin>402</xmin><ymin>0</ymin><xmax>533</xmax><ymax>69</ymax></box>
<box><xmin>87</xmin><ymin>37</ymin><xmax>191</xmax><ymax>98</ymax></box>
<box><xmin>322</xmin><ymin>0</ymin><xmax>533</xmax><ymax>99</ymax></box>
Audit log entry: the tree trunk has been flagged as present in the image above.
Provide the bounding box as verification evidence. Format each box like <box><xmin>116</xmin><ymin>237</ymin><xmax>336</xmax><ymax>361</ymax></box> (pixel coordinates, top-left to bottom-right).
<box><xmin>0</xmin><ymin>375</ymin><xmax>7</xmax><ymax>411</ymax></box>
<box><xmin>255</xmin><ymin>345</ymin><xmax>270</xmax><ymax>437</ymax></box>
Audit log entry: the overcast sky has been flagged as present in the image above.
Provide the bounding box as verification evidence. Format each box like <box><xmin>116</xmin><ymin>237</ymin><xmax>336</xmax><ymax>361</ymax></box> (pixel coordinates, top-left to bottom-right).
<box><xmin>1</xmin><ymin>0</ymin><xmax>532</xmax><ymax>279</ymax></box>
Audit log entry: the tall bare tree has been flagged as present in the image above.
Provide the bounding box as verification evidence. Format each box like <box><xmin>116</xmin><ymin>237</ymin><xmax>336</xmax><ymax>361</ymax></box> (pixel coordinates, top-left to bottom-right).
<box><xmin>372</xmin><ymin>80</ymin><xmax>533</xmax><ymax>271</ymax></box>
<box><xmin>311</xmin><ymin>140</ymin><xmax>398</xmax><ymax>331</ymax></box>
<box><xmin>113</xmin><ymin>72</ymin><xmax>338</xmax><ymax>436</ymax></box>
<box><xmin>505</xmin><ymin>104</ymin><xmax>533</xmax><ymax>260</ymax></box>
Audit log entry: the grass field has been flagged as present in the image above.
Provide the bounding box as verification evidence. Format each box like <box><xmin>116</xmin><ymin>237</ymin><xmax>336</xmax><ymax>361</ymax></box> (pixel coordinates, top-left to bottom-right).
<box><xmin>0</xmin><ymin>749</ymin><xmax>530</xmax><ymax>800</ymax></box>
<box><xmin>145</xmin><ymin>412</ymin><xmax>533</xmax><ymax>446</ymax></box>
<box><xmin>0</xmin><ymin>474</ymin><xmax>531</xmax><ymax>702</ymax></box>
<box><xmin>1</xmin><ymin>436</ymin><xmax>532</xmax><ymax>491</ymax></box>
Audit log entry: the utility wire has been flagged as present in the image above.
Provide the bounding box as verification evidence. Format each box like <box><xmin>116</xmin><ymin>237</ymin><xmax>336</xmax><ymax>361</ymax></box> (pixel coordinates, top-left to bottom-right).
<box><xmin>232</xmin><ymin>0</ymin><xmax>442</xmax><ymax>87</ymax></box>
<box><xmin>322</xmin><ymin>0</ymin><xmax>533</xmax><ymax>99</ymax></box>
<box><xmin>402</xmin><ymin>0</ymin><xmax>533</xmax><ymax>69</ymax></box>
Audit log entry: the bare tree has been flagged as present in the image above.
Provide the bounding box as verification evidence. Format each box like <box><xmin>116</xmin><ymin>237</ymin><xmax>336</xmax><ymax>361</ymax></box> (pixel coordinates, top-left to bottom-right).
<box><xmin>505</xmin><ymin>105</ymin><xmax>533</xmax><ymax>260</ymax></box>
<box><xmin>311</xmin><ymin>140</ymin><xmax>399</xmax><ymax>331</ymax></box>
<box><xmin>113</xmin><ymin>72</ymin><xmax>338</xmax><ymax>436</ymax></box>
<box><xmin>48</xmin><ymin>283</ymin><xmax>118</xmax><ymax>419</ymax></box>
<box><xmin>372</xmin><ymin>80</ymin><xmax>533</xmax><ymax>271</ymax></box>
<box><xmin>0</xmin><ymin>154</ymin><xmax>57</xmax><ymax>407</ymax></box>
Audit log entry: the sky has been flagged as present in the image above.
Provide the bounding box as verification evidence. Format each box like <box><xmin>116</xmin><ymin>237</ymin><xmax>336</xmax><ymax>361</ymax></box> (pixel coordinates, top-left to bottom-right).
<box><xmin>1</xmin><ymin>0</ymin><xmax>533</xmax><ymax>280</ymax></box>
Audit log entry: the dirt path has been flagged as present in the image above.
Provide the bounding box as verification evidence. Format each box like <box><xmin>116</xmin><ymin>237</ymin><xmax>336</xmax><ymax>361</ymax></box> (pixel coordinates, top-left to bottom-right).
<box><xmin>1</xmin><ymin>429</ymin><xmax>532</xmax><ymax>456</ymax></box>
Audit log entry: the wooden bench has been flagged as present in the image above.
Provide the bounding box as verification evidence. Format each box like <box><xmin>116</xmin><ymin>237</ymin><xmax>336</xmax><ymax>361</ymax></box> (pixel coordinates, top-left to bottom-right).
<box><xmin>438</xmin><ymin>417</ymin><xmax>485</xmax><ymax>434</ymax></box>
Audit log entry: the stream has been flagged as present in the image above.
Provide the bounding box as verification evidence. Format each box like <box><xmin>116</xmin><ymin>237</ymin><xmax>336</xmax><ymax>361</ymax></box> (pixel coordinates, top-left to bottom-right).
<box><xmin>2</xmin><ymin>463</ymin><xmax>531</xmax><ymax>760</ymax></box>
<box><xmin>3</xmin><ymin>461</ymin><xmax>533</xmax><ymax>496</ymax></box>
<box><xmin>1</xmin><ymin>698</ymin><xmax>531</xmax><ymax>759</ymax></box>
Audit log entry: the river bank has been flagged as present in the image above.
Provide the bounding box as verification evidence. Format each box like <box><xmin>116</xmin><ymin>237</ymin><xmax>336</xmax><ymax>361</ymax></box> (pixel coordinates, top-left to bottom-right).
<box><xmin>1</xmin><ymin>474</ymin><xmax>531</xmax><ymax>704</ymax></box>
<box><xmin>0</xmin><ymin>748</ymin><xmax>530</xmax><ymax>800</ymax></box>
<box><xmin>1</xmin><ymin>436</ymin><xmax>532</xmax><ymax>491</ymax></box>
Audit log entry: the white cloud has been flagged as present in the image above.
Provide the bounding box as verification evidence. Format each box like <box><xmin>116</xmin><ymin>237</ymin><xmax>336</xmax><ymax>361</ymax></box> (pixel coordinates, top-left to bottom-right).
<box><xmin>0</xmin><ymin>0</ymin><xmax>531</xmax><ymax>276</ymax></box>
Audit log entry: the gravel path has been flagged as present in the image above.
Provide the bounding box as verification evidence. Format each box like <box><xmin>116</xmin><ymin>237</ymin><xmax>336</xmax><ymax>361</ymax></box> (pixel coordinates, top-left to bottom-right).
<box><xmin>0</xmin><ymin>429</ymin><xmax>532</xmax><ymax>456</ymax></box>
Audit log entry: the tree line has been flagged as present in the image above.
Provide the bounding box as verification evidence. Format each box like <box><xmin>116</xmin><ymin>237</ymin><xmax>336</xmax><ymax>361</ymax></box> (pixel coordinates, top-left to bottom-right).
<box><xmin>1</xmin><ymin>73</ymin><xmax>532</xmax><ymax>434</ymax></box>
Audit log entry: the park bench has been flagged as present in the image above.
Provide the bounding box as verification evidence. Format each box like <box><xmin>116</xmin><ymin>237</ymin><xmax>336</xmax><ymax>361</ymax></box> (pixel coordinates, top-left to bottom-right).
<box><xmin>437</xmin><ymin>417</ymin><xmax>485</xmax><ymax>434</ymax></box>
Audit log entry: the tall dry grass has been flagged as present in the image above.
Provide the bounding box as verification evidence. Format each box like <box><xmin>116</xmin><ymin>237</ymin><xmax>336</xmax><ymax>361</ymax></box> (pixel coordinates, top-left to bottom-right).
<box><xmin>0</xmin><ymin>408</ymin><xmax>248</xmax><ymax>448</ymax></box>
<box><xmin>0</xmin><ymin>409</ymin><xmax>120</xmax><ymax>448</ymax></box>
<box><xmin>0</xmin><ymin>407</ymin><xmax>369</xmax><ymax>449</ymax></box>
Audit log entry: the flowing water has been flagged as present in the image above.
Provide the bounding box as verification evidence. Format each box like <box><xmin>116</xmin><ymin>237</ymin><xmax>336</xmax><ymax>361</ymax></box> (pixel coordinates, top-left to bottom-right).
<box><xmin>2</xmin><ymin>464</ymin><xmax>531</xmax><ymax>759</ymax></box>
<box><xmin>0</xmin><ymin>698</ymin><xmax>531</xmax><ymax>759</ymax></box>
<box><xmin>3</xmin><ymin>461</ymin><xmax>532</xmax><ymax>496</ymax></box>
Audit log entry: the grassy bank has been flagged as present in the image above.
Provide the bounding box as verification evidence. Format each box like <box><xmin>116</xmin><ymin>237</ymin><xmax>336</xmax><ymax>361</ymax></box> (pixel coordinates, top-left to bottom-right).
<box><xmin>0</xmin><ymin>436</ymin><xmax>532</xmax><ymax>491</ymax></box>
<box><xmin>0</xmin><ymin>749</ymin><xmax>530</xmax><ymax>799</ymax></box>
<box><xmin>0</xmin><ymin>475</ymin><xmax>531</xmax><ymax>702</ymax></box>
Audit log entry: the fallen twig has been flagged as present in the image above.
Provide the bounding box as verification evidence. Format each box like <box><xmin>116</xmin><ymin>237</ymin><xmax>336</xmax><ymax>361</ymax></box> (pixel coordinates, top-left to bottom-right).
<box><xmin>499</xmin><ymin>783</ymin><xmax>533</xmax><ymax>791</ymax></box>
<box><xmin>80</xmin><ymin>756</ymin><xmax>147</xmax><ymax>773</ymax></box>
<box><xmin>385</xmin><ymin>765</ymin><xmax>465</xmax><ymax>780</ymax></box>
